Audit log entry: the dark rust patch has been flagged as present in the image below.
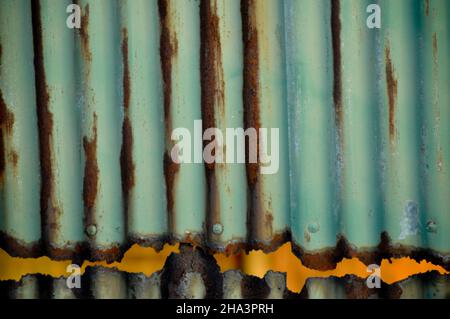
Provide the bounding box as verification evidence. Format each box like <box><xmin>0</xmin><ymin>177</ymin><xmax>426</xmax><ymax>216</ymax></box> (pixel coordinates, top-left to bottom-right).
<box><xmin>160</xmin><ymin>244</ymin><xmax>223</xmax><ymax>298</ymax></box>
<box><xmin>120</xmin><ymin>29</ymin><xmax>135</xmax><ymax>225</ymax></box>
<box><xmin>425</xmin><ymin>0</ymin><xmax>430</xmax><ymax>16</ymax></box>
<box><xmin>0</xmin><ymin>231</ymin><xmax>41</xmax><ymax>258</ymax></box>
<box><xmin>164</xmin><ymin>151</ymin><xmax>179</xmax><ymax>233</ymax></box>
<box><xmin>241</xmin><ymin>0</ymin><xmax>261</xmax><ymax>188</ymax></box>
<box><xmin>432</xmin><ymin>32</ymin><xmax>438</xmax><ymax>64</ymax></box>
<box><xmin>159</xmin><ymin>0</ymin><xmax>180</xmax><ymax>235</ymax></box>
<box><xmin>241</xmin><ymin>274</ymin><xmax>270</xmax><ymax>299</ymax></box>
<box><xmin>331</xmin><ymin>0</ymin><xmax>343</xmax><ymax>139</ymax></box>
<box><xmin>78</xmin><ymin>3</ymin><xmax>91</xmax><ymax>61</ymax></box>
<box><xmin>0</xmin><ymin>90</ymin><xmax>14</xmax><ymax>181</ymax></box>
<box><xmin>120</xmin><ymin>118</ymin><xmax>134</xmax><ymax>203</ymax></box>
<box><xmin>9</xmin><ymin>151</ymin><xmax>18</xmax><ymax>168</ymax></box>
<box><xmin>385</xmin><ymin>46</ymin><xmax>398</xmax><ymax>142</ymax></box>
<box><xmin>32</xmin><ymin>0</ymin><xmax>61</xmax><ymax>255</ymax></box>
<box><xmin>158</xmin><ymin>0</ymin><xmax>178</xmax><ymax>138</ymax></box>
<box><xmin>0</xmin><ymin>91</ymin><xmax>14</xmax><ymax>134</ymax></box>
<box><xmin>122</xmin><ymin>29</ymin><xmax>131</xmax><ymax>111</ymax></box>
<box><xmin>83</xmin><ymin>113</ymin><xmax>99</xmax><ymax>221</ymax></box>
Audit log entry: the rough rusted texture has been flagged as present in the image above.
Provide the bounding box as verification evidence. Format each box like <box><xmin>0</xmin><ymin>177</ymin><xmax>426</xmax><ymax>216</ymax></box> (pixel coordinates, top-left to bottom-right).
<box><xmin>32</xmin><ymin>0</ymin><xmax>62</xmax><ymax>256</ymax></box>
<box><xmin>90</xmin><ymin>245</ymin><xmax>129</xmax><ymax>264</ymax></box>
<box><xmin>241</xmin><ymin>0</ymin><xmax>260</xmax><ymax>188</ymax></box>
<box><xmin>377</xmin><ymin>232</ymin><xmax>450</xmax><ymax>271</ymax></box>
<box><xmin>159</xmin><ymin>0</ymin><xmax>180</xmax><ymax>236</ymax></box>
<box><xmin>163</xmin><ymin>152</ymin><xmax>179</xmax><ymax>234</ymax></box>
<box><xmin>331</xmin><ymin>0</ymin><xmax>343</xmax><ymax>137</ymax></box>
<box><xmin>385</xmin><ymin>45</ymin><xmax>398</xmax><ymax>142</ymax></box>
<box><xmin>0</xmin><ymin>90</ymin><xmax>14</xmax><ymax>181</ymax></box>
<box><xmin>343</xmin><ymin>276</ymin><xmax>379</xmax><ymax>299</ymax></box>
<box><xmin>77</xmin><ymin>2</ymin><xmax>91</xmax><ymax>61</ymax></box>
<box><xmin>0</xmin><ymin>231</ymin><xmax>41</xmax><ymax>258</ymax></box>
<box><xmin>158</xmin><ymin>0</ymin><xmax>178</xmax><ymax>136</ymax></box>
<box><xmin>200</xmin><ymin>0</ymin><xmax>224</xmax><ymax>244</ymax></box>
<box><xmin>83</xmin><ymin>113</ymin><xmax>99</xmax><ymax>223</ymax></box>
<box><xmin>432</xmin><ymin>32</ymin><xmax>438</xmax><ymax>63</ymax></box>
<box><xmin>160</xmin><ymin>244</ymin><xmax>223</xmax><ymax>298</ymax></box>
<box><xmin>241</xmin><ymin>274</ymin><xmax>270</xmax><ymax>299</ymax></box>
<box><xmin>120</xmin><ymin>28</ymin><xmax>135</xmax><ymax>230</ymax></box>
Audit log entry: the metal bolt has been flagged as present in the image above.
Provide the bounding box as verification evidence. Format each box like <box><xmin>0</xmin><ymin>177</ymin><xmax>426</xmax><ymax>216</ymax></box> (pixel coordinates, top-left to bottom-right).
<box><xmin>426</xmin><ymin>220</ymin><xmax>437</xmax><ymax>233</ymax></box>
<box><xmin>307</xmin><ymin>222</ymin><xmax>320</xmax><ymax>234</ymax></box>
<box><xmin>212</xmin><ymin>223</ymin><xmax>223</xmax><ymax>235</ymax></box>
<box><xmin>86</xmin><ymin>224</ymin><xmax>97</xmax><ymax>237</ymax></box>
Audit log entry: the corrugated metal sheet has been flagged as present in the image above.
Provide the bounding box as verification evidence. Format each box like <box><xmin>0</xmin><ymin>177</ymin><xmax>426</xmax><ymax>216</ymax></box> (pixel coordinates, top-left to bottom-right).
<box><xmin>0</xmin><ymin>0</ymin><xmax>449</xmax><ymax>298</ymax></box>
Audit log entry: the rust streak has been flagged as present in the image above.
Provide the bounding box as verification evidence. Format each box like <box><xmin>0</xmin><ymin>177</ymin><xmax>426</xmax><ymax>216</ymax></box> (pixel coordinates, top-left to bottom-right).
<box><xmin>0</xmin><ymin>90</ymin><xmax>14</xmax><ymax>182</ymax></box>
<box><xmin>120</xmin><ymin>28</ymin><xmax>135</xmax><ymax>218</ymax></box>
<box><xmin>385</xmin><ymin>46</ymin><xmax>398</xmax><ymax>142</ymax></box>
<box><xmin>159</xmin><ymin>0</ymin><xmax>179</xmax><ymax>234</ymax></box>
<box><xmin>78</xmin><ymin>3</ymin><xmax>91</xmax><ymax>61</ymax></box>
<box><xmin>432</xmin><ymin>32</ymin><xmax>438</xmax><ymax>64</ymax></box>
<box><xmin>242</xmin><ymin>0</ymin><xmax>261</xmax><ymax>188</ymax></box>
<box><xmin>200</xmin><ymin>0</ymin><xmax>224</xmax><ymax>241</ymax></box>
<box><xmin>331</xmin><ymin>0</ymin><xmax>343</xmax><ymax>135</ymax></box>
<box><xmin>83</xmin><ymin>113</ymin><xmax>99</xmax><ymax>213</ymax></box>
<box><xmin>32</xmin><ymin>0</ymin><xmax>60</xmax><ymax>252</ymax></box>
<box><xmin>425</xmin><ymin>0</ymin><xmax>430</xmax><ymax>16</ymax></box>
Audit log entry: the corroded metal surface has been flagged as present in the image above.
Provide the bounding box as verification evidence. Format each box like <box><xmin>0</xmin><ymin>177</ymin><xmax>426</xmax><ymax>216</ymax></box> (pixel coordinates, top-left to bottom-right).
<box><xmin>0</xmin><ymin>0</ymin><xmax>449</xmax><ymax>298</ymax></box>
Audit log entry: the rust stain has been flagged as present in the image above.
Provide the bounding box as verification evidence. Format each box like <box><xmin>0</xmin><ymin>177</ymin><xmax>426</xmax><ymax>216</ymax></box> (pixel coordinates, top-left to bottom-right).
<box><xmin>159</xmin><ymin>0</ymin><xmax>180</xmax><ymax>234</ymax></box>
<box><xmin>8</xmin><ymin>151</ymin><xmax>18</xmax><ymax>168</ymax></box>
<box><xmin>331</xmin><ymin>0</ymin><xmax>343</xmax><ymax>139</ymax></box>
<box><xmin>0</xmin><ymin>90</ymin><xmax>14</xmax><ymax>182</ymax></box>
<box><xmin>385</xmin><ymin>45</ymin><xmax>398</xmax><ymax>142</ymax></box>
<box><xmin>158</xmin><ymin>0</ymin><xmax>178</xmax><ymax>138</ymax></box>
<box><xmin>200</xmin><ymin>0</ymin><xmax>225</xmax><ymax>242</ymax></box>
<box><xmin>78</xmin><ymin>3</ymin><xmax>91</xmax><ymax>61</ymax></box>
<box><xmin>83</xmin><ymin>113</ymin><xmax>99</xmax><ymax>217</ymax></box>
<box><xmin>425</xmin><ymin>0</ymin><xmax>430</xmax><ymax>16</ymax></box>
<box><xmin>242</xmin><ymin>0</ymin><xmax>260</xmax><ymax>188</ymax></box>
<box><xmin>32</xmin><ymin>0</ymin><xmax>62</xmax><ymax>254</ymax></box>
<box><xmin>163</xmin><ymin>151</ymin><xmax>179</xmax><ymax>233</ymax></box>
<box><xmin>432</xmin><ymin>32</ymin><xmax>438</xmax><ymax>64</ymax></box>
<box><xmin>120</xmin><ymin>28</ymin><xmax>135</xmax><ymax>220</ymax></box>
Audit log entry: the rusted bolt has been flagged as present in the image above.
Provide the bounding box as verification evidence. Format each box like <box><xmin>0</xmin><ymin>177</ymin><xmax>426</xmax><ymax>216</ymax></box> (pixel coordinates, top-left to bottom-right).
<box><xmin>86</xmin><ymin>224</ymin><xmax>97</xmax><ymax>237</ymax></box>
<box><xmin>307</xmin><ymin>222</ymin><xmax>320</xmax><ymax>234</ymax></box>
<box><xmin>212</xmin><ymin>223</ymin><xmax>223</xmax><ymax>235</ymax></box>
<box><xmin>426</xmin><ymin>220</ymin><xmax>437</xmax><ymax>233</ymax></box>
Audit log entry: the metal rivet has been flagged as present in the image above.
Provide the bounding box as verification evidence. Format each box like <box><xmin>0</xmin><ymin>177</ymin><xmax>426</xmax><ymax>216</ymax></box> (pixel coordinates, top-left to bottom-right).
<box><xmin>426</xmin><ymin>220</ymin><xmax>437</xmax><ymax>233</ymax></box>
<box><xmin>307</xmin><ymin>222</ymin><xmax>320</xmax><ymax>234</ymax></box>
<box><xmin>86</xmin><ymin>224</ymin><xmax>97</xmax><ymax>237</ymax></box>
<box><xmin>212</xmin><ymin>223</ymin><xmax>223</xmax><ymax>235</ymax></box>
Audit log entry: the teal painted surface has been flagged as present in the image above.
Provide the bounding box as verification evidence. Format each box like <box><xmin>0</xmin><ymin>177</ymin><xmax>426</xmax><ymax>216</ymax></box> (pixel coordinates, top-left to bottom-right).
<box><xmin>0</xmin><ymin>0</ymin><xmax>41</xmax><ymax>249</ymax></box>
<box><xmin>38</xmin><ymin>0</ymin><xmax>84</xmax><ymax>254</ymax></box>
<box><xmin>119</xmin><ymin>0</ymin><xmax>167</xmax><ymax>244</ymax></box>
<box><xmin>77</xmin><ymin>0</ymin><xmax>125</xmax><ymax>251</ymax></box>
<box><xmin>204</xmin><ymin>0</ymin><xmax>248</xmax><ymax>247</ymax></box>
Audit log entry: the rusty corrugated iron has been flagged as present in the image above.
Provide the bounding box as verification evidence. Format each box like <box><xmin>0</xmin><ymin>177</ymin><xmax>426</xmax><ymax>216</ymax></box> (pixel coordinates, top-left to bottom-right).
<box><xmin>0</xmin><ymin>0</ymin><xmax>449</xmax><ymax>298</ymax></box>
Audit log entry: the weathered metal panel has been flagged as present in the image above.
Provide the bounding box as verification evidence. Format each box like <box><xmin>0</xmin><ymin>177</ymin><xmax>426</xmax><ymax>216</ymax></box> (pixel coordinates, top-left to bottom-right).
<box><xmin>0</xmin><ymin>0</ymin><xmax>449</xmax><ymax>299</ymax></box>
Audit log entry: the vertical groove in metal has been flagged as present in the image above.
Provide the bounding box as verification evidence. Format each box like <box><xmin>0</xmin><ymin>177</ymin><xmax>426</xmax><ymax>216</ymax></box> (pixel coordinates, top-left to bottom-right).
<box><xmin>0</xmin><ymin>0</ymin><xmax>449</xmax><ymax>299</ymax></box>
<box><xmin>33</xmin><ymin>0</ymin><xmax>84</xmax><ymax>259</ymax></box>
<box><xmin>0</xmin><ymin>0</ymin><xmax>41</xmax><ymax>257</ymax></box>
<box><xmin>77</xmin><ymin>0</ymin><xmax>125</xmax><ymax>262</ymax></box>
<box><xmin>285</xmin><ymin>0</ymin><xmax>339</xmax><ymax>268</ymax></box>
<box><xmin>159</xmin><ymin>0</ymin><xmax>206</xmax><ymax>243</ymax></box>
<box><xmin>119</xmin><ymin>0</ymin><xmax>167</xmax><ymax>250</ymax></box>
<box><xmin>200</xmin><ymin>0</ymin><xmax>247</xmax><ymax>251</ymax></box>
<box><xmin>242</xmin><ymin>0</ymin><xmax>290</xmax><ymax>249</ymax></box>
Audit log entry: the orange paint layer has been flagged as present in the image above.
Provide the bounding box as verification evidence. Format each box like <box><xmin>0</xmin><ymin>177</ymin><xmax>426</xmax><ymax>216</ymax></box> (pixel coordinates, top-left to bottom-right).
<box><xmin>0</xmin><ymin>242</ymin><xmax>447</xmax><ymax>294</ymax></box>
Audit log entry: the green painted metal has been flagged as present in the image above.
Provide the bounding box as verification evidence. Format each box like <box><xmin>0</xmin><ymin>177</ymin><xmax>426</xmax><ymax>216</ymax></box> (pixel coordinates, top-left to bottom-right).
<box><xmin>0</xmin><ymin>0</ymin><xmax>41</xmax><ymax>254</ymax></box>
<box><xmin>0</xmin><ymin>0</ymin><xmax>448</xmax><ymax>299</ymax></box>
